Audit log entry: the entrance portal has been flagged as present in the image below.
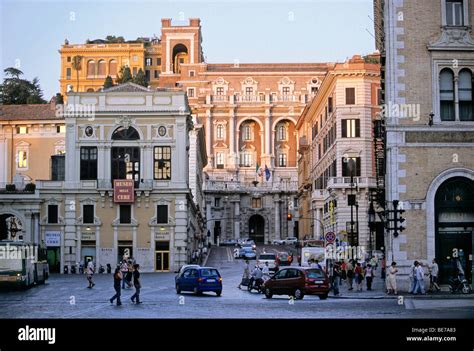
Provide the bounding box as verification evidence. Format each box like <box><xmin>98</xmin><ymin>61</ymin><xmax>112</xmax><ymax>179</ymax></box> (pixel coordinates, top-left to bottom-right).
<box><xmin>249</xmin><ymin>215</ymin><xmax>265</xmax><ymax>244</ymax></box>
<box><xmin>435</xmin><ymin>177</ymin><xmax>474</xmax><ymax>284</ymax></box>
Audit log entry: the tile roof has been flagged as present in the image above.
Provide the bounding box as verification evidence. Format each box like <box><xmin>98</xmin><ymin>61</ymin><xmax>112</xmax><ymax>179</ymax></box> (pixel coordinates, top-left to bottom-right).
<box><xmin>0</xmin><ymin>103</ymin><xmax>61</xmax><ymax>121</ymax></box>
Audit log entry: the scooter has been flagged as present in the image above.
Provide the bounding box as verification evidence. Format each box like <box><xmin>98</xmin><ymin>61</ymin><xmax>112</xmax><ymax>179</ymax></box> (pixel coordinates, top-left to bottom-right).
<box><xmin>247</xmin><ymin>277</ymin><xmax>264</xmax><ymax>293</ymax></box>
<box><xmin>98</xmin><ymin>264</ymin><xmax>105</xmax><ymax>274</ymax></box>
<box><xmin>449</xmin><ymin>273</ymin><xmax>472</xmax><ymax>294</ymax></box>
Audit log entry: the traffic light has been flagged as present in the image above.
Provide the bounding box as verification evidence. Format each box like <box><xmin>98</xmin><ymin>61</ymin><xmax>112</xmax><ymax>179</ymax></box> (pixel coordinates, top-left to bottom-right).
<box><xmin>385</xmin><ymin>200</ymin><xmax>406</xmax><ymax>237</ymax></box>
<box><xmin>287</xmin><ymin>213</ymin><xmax>293</xmax><ymax>221</ymax></box>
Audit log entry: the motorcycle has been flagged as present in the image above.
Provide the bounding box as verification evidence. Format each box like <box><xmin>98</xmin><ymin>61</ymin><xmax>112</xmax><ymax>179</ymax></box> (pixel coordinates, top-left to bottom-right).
<box><xmin>449</xmin><ymin>272</ymin><xmax>472</xmax><ymax>294</ymax></box>
<box><xmin>247</xmin><ymin>277</ymin><xmax>264</xmax><ymax>293</ymax></box>
<box><xmin>98</xmin><ymin>264</ymin><xmax>105</xmax><ymax>274</ymax></box>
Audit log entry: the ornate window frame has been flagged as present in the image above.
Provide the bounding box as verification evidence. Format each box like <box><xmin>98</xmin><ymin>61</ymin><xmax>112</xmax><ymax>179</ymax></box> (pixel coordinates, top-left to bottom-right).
<box><xmin>15</xmin><ymin>141</ymin><xmax>30</xmax><ymax>171</ymax></box>
<box><xmin>441</xmin><ymin>0</ymin><xmax>469</xmax><ymax>27</ymax></box>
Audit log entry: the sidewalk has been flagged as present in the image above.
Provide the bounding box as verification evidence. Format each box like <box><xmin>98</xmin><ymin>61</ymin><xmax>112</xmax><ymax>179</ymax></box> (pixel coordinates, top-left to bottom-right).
<box><xmin>329</xmin><ymin>274</ymin><xmax>474</xmax><ymax>300</ymax></box>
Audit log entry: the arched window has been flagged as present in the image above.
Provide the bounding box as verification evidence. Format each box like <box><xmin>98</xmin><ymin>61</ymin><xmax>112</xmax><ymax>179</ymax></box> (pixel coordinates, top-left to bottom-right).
<box><xmin>86</xmin><ymin>88</ymin><xmax>94</xmax><ymax>92</ymax></box>
<box><xmin>112</xmin><ymin>126</ymin><xmax>140</xmax><ymax>140</ymax></box>
<box><xmin>216</xmin><ymin>124</ymin><xmax>224</xmax><ymax>140</ymax></box>
<box><xmin>459</xmin><ymin>69</ymin><xmax>473</xmax><ymax>121</ymax></box>
<box><xmin>243</xmin><ymin>124</ymin><xmax>252</xmax><ymax>141</ymax></box>
<box><xmin>277</xmin><ymin>124</ymin><xmax>287</xmax><ymax>141</ymax></box>
<box><xmin>97</xmin><ymin>60</ymin><xmax>106</xmax><ymax>76</ymax></box>
<box><xmin>440</xmin><ymin>69</ymin><xmax>455</xmax><ymax>121</ymax></box>
<box><xmin>87</xmin><ymin>60</ymin><xmax>95</xmax><ymax>77</ymax></box>
<box><xmin>109</xmin><ymin>60</ymin><xmax>118</xmax><ymax>76</ymax></box>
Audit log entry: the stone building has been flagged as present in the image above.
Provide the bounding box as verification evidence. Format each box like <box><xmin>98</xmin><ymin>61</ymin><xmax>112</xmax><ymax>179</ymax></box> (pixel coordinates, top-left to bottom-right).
<box><xmin>376</xmin><ymin>0</ymin><xmax>474</xmax><ymax>287</ymax></box>
<box><xmin>297</xmin><ymin>55</ymin><xmax>382</xmax><ymax>253</ymax></box>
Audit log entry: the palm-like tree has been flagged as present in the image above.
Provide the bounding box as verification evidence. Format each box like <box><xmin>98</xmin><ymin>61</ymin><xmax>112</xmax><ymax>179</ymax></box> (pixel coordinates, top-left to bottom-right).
<box><xmin>71</xmin><ymin>55</ymin><xmax>83</xmax><ymax>92</ymax></box>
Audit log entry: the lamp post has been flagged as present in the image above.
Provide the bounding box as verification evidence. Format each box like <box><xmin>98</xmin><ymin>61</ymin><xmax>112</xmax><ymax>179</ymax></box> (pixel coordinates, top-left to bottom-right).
<box><xmin>368</xmin><ymin>201</ymin><xmax>376</xmax><ymax>258</ymax></box>
<box><xmin>347</xmin><ymin>158</ymin><xmax>357</xmax><ymax>246</ymax></box>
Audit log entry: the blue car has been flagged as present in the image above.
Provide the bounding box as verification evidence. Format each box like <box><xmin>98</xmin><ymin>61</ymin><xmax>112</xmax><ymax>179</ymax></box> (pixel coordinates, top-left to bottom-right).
<box><xmin>175</xmin><ymin>267</ymin><xmax>223</xmax><ymax>296</ymax></box>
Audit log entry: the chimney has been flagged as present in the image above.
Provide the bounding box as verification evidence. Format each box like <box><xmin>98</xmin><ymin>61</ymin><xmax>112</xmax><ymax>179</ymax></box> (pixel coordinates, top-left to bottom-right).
<box><xmin>189</xmin><ymin>18</ymin><xmax>201</xmax><ymax>27</ymax></box>
<box><xmin>161</xmin><ymin>18</ymin><xmax>171</xmax><ymax>27</ymax></box>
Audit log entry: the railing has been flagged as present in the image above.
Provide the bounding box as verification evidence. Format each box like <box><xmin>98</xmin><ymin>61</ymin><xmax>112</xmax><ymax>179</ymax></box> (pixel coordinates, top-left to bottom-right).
<box><xmin>327</xmin><ymin>177</ymin><xmax>377</xmax><ymax>188</ymax></box>
<box><xmin>204</xmin><ymin>180</ymin><xmax>298</xmax><ymax>192</ymax></box>
<box><xmin>234</xmin><ymin>94</ymin><xmax>264</xmax><ymax>103</ymax></box>
<box><xmin>271</xmin><ymin>94</ymin><xmax>298</xmax><ymax>103</ymax></box>
<box><xmin>211</xmin><ymin>95</ymin><xmax>228</xmax><ymax>103</ymax></box>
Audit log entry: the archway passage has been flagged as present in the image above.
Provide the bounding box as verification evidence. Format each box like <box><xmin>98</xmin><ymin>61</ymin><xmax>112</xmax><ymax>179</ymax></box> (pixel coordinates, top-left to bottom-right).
<box><xmin>249</xmin><ymin>214</ymin><xmax>265</xmax><ymax>244</ymax></box>
<box><xmin>0</xmin><ymin>214</ymin><xmax>15</xmax><ymax>240</ymax></box>
<box><xmin>435</xmin><ymin>177</ymin><xmax>474</xmax><ymax>284</ymax></box>
<box><xmin>172</xmin><ymin>44</ymin><xmax>188</xmax><ymax>74</ymax></box>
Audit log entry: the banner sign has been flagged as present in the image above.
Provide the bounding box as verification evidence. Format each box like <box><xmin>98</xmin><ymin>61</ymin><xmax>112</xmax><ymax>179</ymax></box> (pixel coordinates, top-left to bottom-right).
<box><xmin>113</xmin><ymin>179</ymin><xmax>134</xmax><ymax>203</ymax></box>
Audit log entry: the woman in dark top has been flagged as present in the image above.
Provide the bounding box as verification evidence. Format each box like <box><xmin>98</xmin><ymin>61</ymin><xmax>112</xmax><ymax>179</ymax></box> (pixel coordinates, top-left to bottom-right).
<box><xmin>109</xmin><ymin>267</ymin><xmax>122</xmax><ymax>306</ymax></box>
<box><xmin>130</xmin><ymin>264</ymin><xmax>142</xmax><ymax>304</ymax></box>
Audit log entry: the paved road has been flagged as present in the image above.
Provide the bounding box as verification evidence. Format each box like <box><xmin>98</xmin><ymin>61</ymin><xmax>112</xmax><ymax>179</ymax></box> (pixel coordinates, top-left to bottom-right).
<box><xmin>0</xmin><ymin>245</ymin><xmax>473</xmax><ymax>319</ymax></box>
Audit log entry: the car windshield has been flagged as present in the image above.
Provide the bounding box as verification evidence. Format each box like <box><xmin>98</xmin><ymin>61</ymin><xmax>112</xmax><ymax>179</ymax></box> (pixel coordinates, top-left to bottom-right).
<box><xmin>243</xmin><ymin>247</ymin><xmax>254</xmax><ymax>252</ymax></box>
<box><xmin>259</xmin><ymin>254</ymin><xmax>276</xmax><ymax>260</ymax></box>
<box><xmin>306</xmin><ymin>269</ymin><xmax>325</xmax><ymax>279</ymax></box>
<box><xmin>201</xmin><ymin>269</ymin><xmax>219</xmax><ymax>277</ymax></box>
<box><xmin>279</xmin><ymin>253</ymin><xmax>288</xmax><ymax>259</ymax></box>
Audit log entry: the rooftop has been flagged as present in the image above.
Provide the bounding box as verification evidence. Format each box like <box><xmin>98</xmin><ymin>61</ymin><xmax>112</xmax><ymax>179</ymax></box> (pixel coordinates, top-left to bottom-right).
<box><xmin>0</xmin><ymin>102</ymin><xmax>60</xmax><ymax>121</ymax></box>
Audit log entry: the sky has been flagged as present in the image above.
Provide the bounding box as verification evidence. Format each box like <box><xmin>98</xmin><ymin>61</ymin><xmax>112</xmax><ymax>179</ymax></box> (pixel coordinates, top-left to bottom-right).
<box><xmin>0</xmin><ymin>0</ymin><xmax>376</xmax><ymax>99</ymax></box>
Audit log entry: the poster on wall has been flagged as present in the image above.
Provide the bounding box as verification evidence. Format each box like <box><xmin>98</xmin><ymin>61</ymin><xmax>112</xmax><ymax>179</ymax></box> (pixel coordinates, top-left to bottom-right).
<box><xmin>45</xmin><ymin>231</ymin><xmax>61</xmax><ymax>247</ymax></box>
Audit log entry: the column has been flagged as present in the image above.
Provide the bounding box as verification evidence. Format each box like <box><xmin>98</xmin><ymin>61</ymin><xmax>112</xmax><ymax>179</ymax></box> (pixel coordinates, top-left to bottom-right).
<box><xmin>315</xmin><ymin>208</ymin><xmax>321</xmax><ymax>240</ymax></box>
<box><xmin>234</xmin><ymin>200</ymin><xmax>240</xmax><ymax>240</ymax></box>
<box><xmin>265</xmin><ymin>114</ymin><xmax>271</xmax><ymax>155</ymax></box>
<box><xmin>206</xmin><ymin>110</ymin><xmax>212</xmax><ymax>160</ymax></box>
<box><xmin>274</xmin><ymin>196</ymin><xmax>280</xmax><ymax>241</ymax></box>
<box><xmin>229</xmin><ymin>110</ymin><xmax>236</xmax><ymax>167</ymax></box>
<box><xmin>454</xmin><ymin>75</ymin><xmax>460</xmax><ymax>121</ymax></box>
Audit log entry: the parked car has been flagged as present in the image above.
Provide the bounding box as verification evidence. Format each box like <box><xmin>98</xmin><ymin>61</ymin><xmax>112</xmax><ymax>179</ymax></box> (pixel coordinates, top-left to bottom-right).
<box><xmin>257</xmin><ymin>253</ymin><xmax>277</xmax><ymax>271</ymax></box>
<box><xmin>175</xmin><ymin>267</ymin><xmax>223</xmax><ymax>296</ymax></box>
<box><xmin>271</xmin><ymin>239</ymin><xmax>285</xmax><ymax>245</ymax></box>
<box><xmin>276</xmin><ymin>252</ymin><xmax>292</xmax><ymax>267</ymax></box>
<box><xmin>221</xmin><ymin>239</ymin><xmax>238</xmax><ymax>247</ymax></box>
<box><xmin>262</xmin><ymin>267</ymin><xmax>330</xmax><ymax>300</ymax></box>
<box><xmin>175</xmin><ymin>264</ymin><xmax>200</xmax><ymax>276</ymax></box>
<box><xmin>282</xmin><ymin>237</ymin><xmax>298</xmax><ymax>245</ymax></box>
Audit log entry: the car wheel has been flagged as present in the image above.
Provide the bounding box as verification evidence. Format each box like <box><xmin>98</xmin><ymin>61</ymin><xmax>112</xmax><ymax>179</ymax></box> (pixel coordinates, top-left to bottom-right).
<box><xmin>318</xmin><ymin>293</ymin><xmax>328</xmax><ymax>300</ymax></box>
<box><xmin>264</xmin><ymin>288</ymin><xmax>273</xmax><ymax>299</ymax></box>
<box><xmin>216</xmin><ymin>290</ymin><xmax>222</xmax><ymax>297</ymax></box>
<box><xmin>294</xmin><ymin>288</ymin><xmax>304</xmax><ymax>300</ymax></box>
<box><xmin>176</xmin><ymin>284</ymin><xmax>181</xmax><ymax>294</ymax></box>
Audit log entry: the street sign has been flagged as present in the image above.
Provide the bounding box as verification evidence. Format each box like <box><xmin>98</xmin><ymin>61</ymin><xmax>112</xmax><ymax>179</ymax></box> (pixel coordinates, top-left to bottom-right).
<box><xmin>325</xmin><ymin>231</ymin><xmax>336</xmax><ymax>244</ymax></box>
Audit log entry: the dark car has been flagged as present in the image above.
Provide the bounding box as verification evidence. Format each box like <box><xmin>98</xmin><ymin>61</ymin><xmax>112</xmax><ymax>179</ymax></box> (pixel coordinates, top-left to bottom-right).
<box><xmin>276</xmin><ymin>252</ymin><xmax>292</xmax><ymax>267</ymax></box>
<box><xmin>262</xmin><ymin>267</ymin><xmax>329</xmax><ymax>300</ymax></box>
<box><xmin>175</xmin><ymin>267</ymin><xmax>223</xmax><ymax>296</ymax></box>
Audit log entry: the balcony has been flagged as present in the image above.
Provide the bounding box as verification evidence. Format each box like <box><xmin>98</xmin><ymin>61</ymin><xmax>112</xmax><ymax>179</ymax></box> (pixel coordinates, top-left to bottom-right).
<box><xmin>204</xmin><ymin>180</ymin><xmax>298</xmax><ymax>193</ymax></box>
<box><xmin>234</xmin><ymin>94</ymin><xmax>265</xmax><ymax>103</ymax></box>
<box><xmin>211</xmin><ymin>95</ymin><xmax>228</xmax><ymax>103</ymax></box>
<box><xmin>327</xmin><ymin>177</ymin><xmax>377</xmax><ymax>189</ymax></box>
<box><xmin>271</xmin><ymin>94</ymin><xmax>299</xmax><ymax>103</ymax></box>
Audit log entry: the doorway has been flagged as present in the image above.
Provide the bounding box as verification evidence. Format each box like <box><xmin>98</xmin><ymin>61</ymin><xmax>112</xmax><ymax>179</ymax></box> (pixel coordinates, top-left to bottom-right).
<box><xmin>249</xmin><ymin>214</ymin><xmax>265</xmax><ymax>243</ymax></box>
<box><xmin>155</xmin><ymin>241</ymin><xmax>170</xmax><ymax>272</ymax></box>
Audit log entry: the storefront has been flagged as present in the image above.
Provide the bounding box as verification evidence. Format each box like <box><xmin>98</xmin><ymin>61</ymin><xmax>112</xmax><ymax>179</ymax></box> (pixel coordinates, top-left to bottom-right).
<box><xmin>81</xmin><ymin>232</ymin><xmax>96</xmax><ymax>265</ymax></box>
<box><xmin>155</xmin><ymin>233</ymin><xmax>170</xmax><ymax>272</ymax></box>
<box><xmin>45</xmin><ymin>231</ymin><xmax>61</xmax><ymax>273</ymax></box>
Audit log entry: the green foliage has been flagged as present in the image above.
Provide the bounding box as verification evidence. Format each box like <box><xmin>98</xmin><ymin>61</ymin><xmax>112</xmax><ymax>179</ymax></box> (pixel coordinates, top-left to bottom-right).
<box><xmin>103</xmin><ymin>75</ymin><xmax>114</xmax><ymax>89</ymax></box>
<box><xmin>133</xmin><ymin>68</ymin><xmax>148</xmax><ymax>87</ymax></box>
<box><xmin>116</xmin><ymin>66</ymin><xmax>132</xmax><ymax>84</ymax></box>
<box><xmin>55</xmin><ymin>93</ymin><xmax>64</xmax><ymax>105</ymax></box>
<box><xmin>0</xmin><ymin>67</ymin><xmax>46</xmax><ymax>104</ymax></box>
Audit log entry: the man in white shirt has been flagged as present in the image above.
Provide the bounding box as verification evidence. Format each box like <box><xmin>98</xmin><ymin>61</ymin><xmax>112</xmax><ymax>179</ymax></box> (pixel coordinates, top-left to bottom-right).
<box><xmin>86</xmin><ymin>259</ymin><xmax>95</xmax><ymax>289</ymax></box>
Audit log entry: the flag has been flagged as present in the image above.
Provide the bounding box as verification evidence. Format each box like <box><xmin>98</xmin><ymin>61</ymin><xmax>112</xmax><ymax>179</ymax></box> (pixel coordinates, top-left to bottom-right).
<box><xmin>256</xmin><ymin>163</ymin><xmax>263</xmax><ymax>176</ymax></box>
<box><xmin>264</xmin><ymin>165</ymin><xmax>271</xmax><ymax>181</ymax></box>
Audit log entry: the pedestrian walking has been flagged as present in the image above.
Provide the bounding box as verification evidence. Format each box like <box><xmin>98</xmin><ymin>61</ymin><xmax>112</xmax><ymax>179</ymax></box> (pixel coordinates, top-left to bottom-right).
<box><xmin>120</xmin><ymin>260</ymin><xmax>128</xmax><ymax>289</ymax></box>
<box><xmin>238</xmin><ymin>260</ymin><xmax>250</xmax><ymax>289</ymax></box>
<box><xmin>365</xmin><ymin>264</ymin><xmax>374</xmax><ymax>291</ymax></box>
<box><xmin>346</xmin><ymin>259</ymin><xmax>354</xmax><ymax>290</ymax></box>
<box><xmin>125</xmin><ymin>260</ymin><xmax>133</xmax><ymax>288</ymax></box>
<box><xmin>86</xmin><ymin>259</ymin><xmax>95</xmax><ymax>289</ymax></box>
<box><xmin>262</xmin><ymin>262</ymin><xmax>271</xmax><ymax>281</ymax></box>
<box><xmin>428</xmin><ymin>258</ymin><xmax>441</xmax><ymax>292</ymax></box>
<box><xmin>354</xmin><ymin>262</ymin><xmax>364</xmax><ymax>291</ymax></box>
<box><xmin>109</xmin><ymin>267</ymin><xmax>122</xmax><ymax>306</ymax></box>
<box><xmin>381</xmin><ymin>256</ymin><xmax>386</xmax><ymax>279</ymax></box>
<box><xmin>386</xmin><ymin>261</ymin><xmax>398</xmax><ymax>295</ymax></box>
<box><xmin>310</xmin><ymin>259</ymin><xmax>322</xmax><ymax>270</ymax></box>
<box><xmin>413</xmin><ymin>261</ymin><xmax>426</xmax><ymax>295</ymax></box>
<box><xmin>408</xmin><ymin>261</ymin><xmax>417</xmax><ymax>294</ymax></box>
<box><xmin>130</xmin><ymin>264</ymin><xmax>142</xmax><ymax>304</ymax></box>
<box><xmin>340</xmin><ymin>261</ymin><xmax>347</xmax><ymax>281</ymax></box>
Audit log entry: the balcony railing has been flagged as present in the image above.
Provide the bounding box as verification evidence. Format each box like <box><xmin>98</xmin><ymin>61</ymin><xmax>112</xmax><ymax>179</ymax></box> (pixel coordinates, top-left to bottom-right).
<box><xmin>204</xmin><ymin>180</ymin><xmax>298</xmax><ymax>193</ymax></box>
<box><xmin>234</xmin><ymin>94</ymin><xmax>264</xmax><ymax>103</ymax></box>
<box><xmin>327</xmin><ymin>177</ymin><xmax>377</xmax><ymax>188</ymax></box>
<box><xmin>271</xmin><ymin>94</ymin><xmax>298</xmax><ymax>103</ymax></box>
<box><xmin>211</xmin><ymin>95</ymin><xmax>228</xmax><ymax>103</ymax></box>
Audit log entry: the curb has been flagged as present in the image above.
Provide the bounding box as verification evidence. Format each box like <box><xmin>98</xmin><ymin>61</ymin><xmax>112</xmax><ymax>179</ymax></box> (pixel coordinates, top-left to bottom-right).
<box><xmin>328</xmin><ymin>293</ymin><xmax>474</xmax><ymax>300</ymax></box>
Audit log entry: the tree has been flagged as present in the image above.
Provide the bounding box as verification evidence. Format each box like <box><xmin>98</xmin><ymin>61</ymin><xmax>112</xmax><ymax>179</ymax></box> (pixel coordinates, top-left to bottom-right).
<box><xmin>55</xmin><ymin>93</ymin><xmax>64</xmax><ymax>105</ymax></box>
<box><xmin>133</xmin><ymin>68</ymin><xmax>148</xmax><ymax>87</ymax></box>
<box><xmin>71</xmin><ymin>55</ymin><xmax>83</xmax><ymax>92</ymax></box>
<box><xmin>116</xmin><ymin>66</ymin><xmax>132</xmax><ymax>84</ymax></box>
<box><xmin>103</xmin><ymin>75</ymin><xmax>114</xmax><ymax>89</ymax></box>
<box><xmin>0</xmin><ymin>67</ymin><xmax>46</xmax><ymax>104</ymax></box>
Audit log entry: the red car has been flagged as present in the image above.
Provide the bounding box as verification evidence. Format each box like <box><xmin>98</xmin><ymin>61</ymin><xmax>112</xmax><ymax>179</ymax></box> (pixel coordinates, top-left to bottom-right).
<box><xmin>275</xmin><ymin>252</ymin><xmax>292</xmax><ymax>267</ymax></box>
<box><xmin>262</xmin><ymin>267</ymin><xmax>330</xmax><ymax>300</ymax></box>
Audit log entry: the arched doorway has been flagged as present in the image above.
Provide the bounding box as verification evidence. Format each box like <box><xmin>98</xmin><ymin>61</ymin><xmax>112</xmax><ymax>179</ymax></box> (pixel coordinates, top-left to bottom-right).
<box><xmin>249</xmin><ymin>215</ymin><xmax>265</xmax><ymax>243</ymax></box>
<box><xmin>172</xmin><ymin>44</ymin><xmax>188</xmax><ymax>74</ymax></box>
<box><xmin>435</xmin><ymin>177</ymin><xmax>474</xmax><ymax>284</ymax></box>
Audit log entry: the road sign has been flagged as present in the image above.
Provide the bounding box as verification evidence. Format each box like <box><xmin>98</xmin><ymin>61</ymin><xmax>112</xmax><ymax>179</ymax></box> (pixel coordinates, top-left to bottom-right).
<box><xmin>325</xmin><ymin>231</ymin><xmax>336</xmax><ymax>244</ymax></box>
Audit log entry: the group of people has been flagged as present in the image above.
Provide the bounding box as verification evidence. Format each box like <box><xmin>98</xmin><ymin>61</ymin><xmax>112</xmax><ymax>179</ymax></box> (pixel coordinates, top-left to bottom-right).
<box><xmin>237</xmin><ymin>260</ymin><xmax>271</xmax><ymax>289</ymax></box>
<box><xmin>408</xmin><ymin>258</ymin><xmax>440</xmax><ymax>295</ymax></box>
<box><xmin>110</xmin><ymin>263</ymin><xmax>142</xmax><ymax>306</ymax></box>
